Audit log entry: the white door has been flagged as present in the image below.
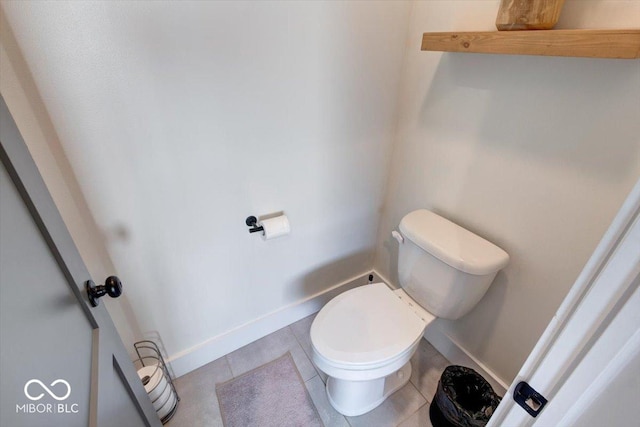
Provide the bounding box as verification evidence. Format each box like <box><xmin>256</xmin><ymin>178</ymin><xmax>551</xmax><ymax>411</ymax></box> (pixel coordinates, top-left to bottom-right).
<box><xmin>488</xmin><ymin>176</ymin><xmax>640</xmax><ymax>426</ymax></box>
<box><xmin>0</xmin><ymin>95</ymin><xmax>162</xmax><ymax>427</ymax></box>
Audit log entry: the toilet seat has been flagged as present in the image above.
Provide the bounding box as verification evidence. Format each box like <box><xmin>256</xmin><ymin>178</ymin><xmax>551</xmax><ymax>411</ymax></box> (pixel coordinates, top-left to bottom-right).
<box><xmin>310</xmin><ymin>283</ymin><xmax>430</xmax><ymax>370</ymax></box>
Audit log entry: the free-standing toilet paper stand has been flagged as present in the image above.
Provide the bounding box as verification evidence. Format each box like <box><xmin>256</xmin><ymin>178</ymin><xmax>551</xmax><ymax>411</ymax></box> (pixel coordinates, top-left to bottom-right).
<box><xmin>133</xmin><ymin>340</ymin><xmax>180</xmax><ymax>424</ymax></box>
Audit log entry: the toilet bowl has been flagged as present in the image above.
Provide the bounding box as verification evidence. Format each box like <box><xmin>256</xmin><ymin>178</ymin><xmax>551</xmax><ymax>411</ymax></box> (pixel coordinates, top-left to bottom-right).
<box><xmin>310</xmin><ymin>209</ymin><xmax>509</xmax><ymax>416</ymax></box>
<box><xmin>310</xmin><ymin>283</ymin><xmax>435</xmax><ymax>416</ymax></box>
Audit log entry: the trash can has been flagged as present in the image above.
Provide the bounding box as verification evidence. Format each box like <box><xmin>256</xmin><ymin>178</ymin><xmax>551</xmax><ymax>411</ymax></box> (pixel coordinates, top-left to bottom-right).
<box><xmin>430</xmin><ymin>365</ymin><xmax>501</xmax><ymax>427</ymax></box>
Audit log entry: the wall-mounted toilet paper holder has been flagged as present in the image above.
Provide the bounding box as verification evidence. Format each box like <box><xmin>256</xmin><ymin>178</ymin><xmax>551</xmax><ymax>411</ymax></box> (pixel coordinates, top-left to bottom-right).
<box><xmin>245</xmin><ymin>216</ymin><xmax>264</xmax><ymax>234</ymax></box>
<box><xmin>246</xmin><ymin>213</ymin><xmax>291</xmax><ymax>240</ymax></box>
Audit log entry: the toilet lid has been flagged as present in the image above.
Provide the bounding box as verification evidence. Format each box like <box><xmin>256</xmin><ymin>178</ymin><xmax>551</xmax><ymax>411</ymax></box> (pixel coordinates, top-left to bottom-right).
<box><xmin>310</xmin><ymin>283</ymin><xmax>427</xmax><ymax>367</ymax></box>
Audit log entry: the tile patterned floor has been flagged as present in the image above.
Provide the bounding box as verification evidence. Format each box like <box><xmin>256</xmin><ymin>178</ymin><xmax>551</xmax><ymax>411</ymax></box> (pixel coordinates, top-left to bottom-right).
<box><xmin>166</xmin><ymin>313</ymin><xmax>449</xmax><ymax>427</ymax></box>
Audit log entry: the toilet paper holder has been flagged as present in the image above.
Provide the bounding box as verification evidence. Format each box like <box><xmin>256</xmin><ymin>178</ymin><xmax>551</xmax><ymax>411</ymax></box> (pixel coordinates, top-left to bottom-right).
<box><xmin>133</xmin><ymin>340</ymin><xmax>179</xmax><ymax>424</ymax></box>
<box><xmin>245</xmin><ymin>216</ymin><xmax>264</xmax><ymax>234</ymax></box>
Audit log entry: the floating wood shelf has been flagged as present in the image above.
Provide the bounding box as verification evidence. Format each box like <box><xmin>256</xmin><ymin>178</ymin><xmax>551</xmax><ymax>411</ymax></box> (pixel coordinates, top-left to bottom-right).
<box><xmin>421</xmin><ymin>29</ymin><xmax>640</xmax><ymax>59</ymax></box>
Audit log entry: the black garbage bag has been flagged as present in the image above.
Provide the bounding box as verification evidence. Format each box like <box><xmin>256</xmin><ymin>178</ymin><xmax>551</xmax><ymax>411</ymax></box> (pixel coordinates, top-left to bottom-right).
<box><xmin>430</xmin><ymin>365</ymin><xmax>502</xmax><ymax>427</ymax></box>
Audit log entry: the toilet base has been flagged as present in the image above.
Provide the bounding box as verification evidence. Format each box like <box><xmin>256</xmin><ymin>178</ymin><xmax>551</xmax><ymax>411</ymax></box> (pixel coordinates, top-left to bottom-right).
<box><xmin>325</xmin><ymin>361</ymin><xmax>413</xmax><ymax>416</ymax></box>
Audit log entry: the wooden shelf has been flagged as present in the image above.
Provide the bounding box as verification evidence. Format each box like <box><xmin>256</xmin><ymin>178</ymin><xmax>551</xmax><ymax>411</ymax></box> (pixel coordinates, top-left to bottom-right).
<box><xmin>421</xmin><ymin>29</ymin><xmax>640</xmax><ymax>59</ymax></box>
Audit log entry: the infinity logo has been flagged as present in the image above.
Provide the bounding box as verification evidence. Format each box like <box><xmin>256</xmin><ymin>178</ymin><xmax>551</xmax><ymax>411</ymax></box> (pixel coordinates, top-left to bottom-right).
<box><xmin>24</xmin><ymin>379</ymin><xmax>71</xmax><ymax>401</ymax></box>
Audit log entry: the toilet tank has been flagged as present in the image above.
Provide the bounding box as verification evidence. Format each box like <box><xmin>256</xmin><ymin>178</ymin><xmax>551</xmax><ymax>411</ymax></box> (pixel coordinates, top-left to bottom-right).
<box><xmin>397</xmin><ymin>210</ymin><xmax>509</xmax><ymax>320</ymax></box>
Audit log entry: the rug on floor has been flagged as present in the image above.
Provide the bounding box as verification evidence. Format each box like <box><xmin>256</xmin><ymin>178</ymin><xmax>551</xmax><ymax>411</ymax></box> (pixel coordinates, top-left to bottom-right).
<box><xmin>216</xmin><ymin>352</ymin><xmax>324</xmax><ymax>427</ymax></box>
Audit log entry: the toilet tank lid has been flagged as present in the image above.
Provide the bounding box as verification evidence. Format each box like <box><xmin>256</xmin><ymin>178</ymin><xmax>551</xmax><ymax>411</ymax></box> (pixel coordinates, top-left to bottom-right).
<box><xmin>399</xmin><ymin>210</ymin><xmax>509</xmax><ymax>276</ymax></box>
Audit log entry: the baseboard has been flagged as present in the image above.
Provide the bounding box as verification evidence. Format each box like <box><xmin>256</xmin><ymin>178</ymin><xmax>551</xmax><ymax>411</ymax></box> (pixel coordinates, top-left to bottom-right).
<box><xmin>423</xmin><ymin>325</ymin><xmax>509</xmax><ymax>395</ymax></box>
<box><xmin>372</xmin><ymin>269</ymin><xmax>396</xmax><ymax>289</ymax></box>
<box><xmin>167</xmin><ymin>271</ymin><xmax>372</xmax><ymax>378</ymax></box>
<box><xmin>371</xmin><ymin>268</ymin><xmax>509</xmax><ymax>394</ymax></box>
<box><xmin>169</xmin><ymin>268</ymin><xmax>511</xmax><ymax>393</ymax></box>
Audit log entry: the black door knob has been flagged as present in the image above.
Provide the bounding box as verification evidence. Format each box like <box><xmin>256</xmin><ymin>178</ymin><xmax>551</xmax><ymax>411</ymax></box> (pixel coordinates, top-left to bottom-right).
<box><xmin>86</xmin><ymin>276</ymin><xmax>123</xmax><ymax>307</ymax></box>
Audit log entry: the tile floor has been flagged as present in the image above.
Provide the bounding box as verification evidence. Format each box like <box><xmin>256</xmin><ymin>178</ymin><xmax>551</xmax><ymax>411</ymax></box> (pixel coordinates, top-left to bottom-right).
<box><xmin>166</xmin><ymin>313</ymin><xmax>450</xmax><ymax>427</ymax></box>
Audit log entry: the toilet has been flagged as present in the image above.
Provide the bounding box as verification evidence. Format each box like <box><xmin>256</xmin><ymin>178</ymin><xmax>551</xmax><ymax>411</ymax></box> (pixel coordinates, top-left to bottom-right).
<box><xmin>310</xmin><ymin>209</ymin><xmax>509</xmax><ymax>416</ymax></box>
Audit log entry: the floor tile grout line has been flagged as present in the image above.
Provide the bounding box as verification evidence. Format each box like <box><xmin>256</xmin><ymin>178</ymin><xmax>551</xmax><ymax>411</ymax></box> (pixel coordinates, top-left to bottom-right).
<box><xmin>290</xmin><ymin>323</ymin><xmax>313</xmax><ymax>360</ymax></box>
<box><xmin>224</xmin><ymin>354</ymin><xmax>238</xmax><ymax>379</ymax></box>
<box><xmin>288</xmin><ymin>325</ymin><xmax>305</xmax><ymax>352</ymax></box>
<box><xmin>396</xmin><ymin>401</ymin><xmax>429</xmax><ymax>427</ymax></box>
<box><xmin>289</xmin><ymin>321</ymin><xmax>325</xmax><ymax>381</ymax></box>
<box><xmin>306</xmin><ymin>372</ymin><xmax>319</xmax><ymax>383</ymax></box>
<box><xmin>345</xmin><ymin>415</ymin><xmax>355</xmax><ymax>427</ymax></box>
<box><xmin>287</xmin><ymin>326</ymin><xmax>323</xmax><ymax>383</ymax></box>
<box><xmin>409</xmin><ymin>376</ymin><xmax>434</xmax><ymax>404</ymax></box>
<box><xmin>395</xmin><ymin>381</ymin><xmax>428</xmax><ymax>426</ymax></box>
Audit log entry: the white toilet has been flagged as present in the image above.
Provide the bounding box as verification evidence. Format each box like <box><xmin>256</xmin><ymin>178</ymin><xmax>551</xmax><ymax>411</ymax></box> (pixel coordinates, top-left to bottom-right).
<box><xmin>310</xmin><ymin>209</ymin><xmax>509</xmax><ymax>416</ymax></box>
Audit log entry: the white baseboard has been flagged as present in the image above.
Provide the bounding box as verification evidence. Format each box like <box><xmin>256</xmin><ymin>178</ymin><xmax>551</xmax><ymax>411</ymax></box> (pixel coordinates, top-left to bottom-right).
<box><xmin>169</xmin><ymin>267</ymin><xmax>511</xmax><ymax>395</ymax></box>
<box><xmin>423</xmin><ymin>324</ymin><xmax>509</xmax><ymax>395</ymax></box>
<box><xmin>167</xmin><ymin>271</ymin><xmax>372</xmax><ymax>378</ymax></box>
<box><xmin>372</xmin><ymin>269</ymin><xmax>396</xmax><ymax>289</ymax></box>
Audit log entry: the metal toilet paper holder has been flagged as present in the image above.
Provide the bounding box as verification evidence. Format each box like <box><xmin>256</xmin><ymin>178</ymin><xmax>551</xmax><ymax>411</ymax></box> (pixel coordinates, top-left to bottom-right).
<box><xmin>245</xmin><ymin>216</ymin><xmax>264</xmax><ymax>234</ymax></box>
<box><xmin>133</xmin><ymin>340</ymin><xmax>180</xmax><ymax>424</ymax></box>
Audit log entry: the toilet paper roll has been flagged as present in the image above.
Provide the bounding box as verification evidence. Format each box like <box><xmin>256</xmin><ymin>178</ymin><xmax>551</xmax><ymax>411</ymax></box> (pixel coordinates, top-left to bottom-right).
<box><xmin>259</xmin><ymin>215</ymin><xmax>290</xmax><ymax>240</ymax></box>
<box><xmin>152</xmin><ymin>377</ymin><xmax>173</xmax><ymax>412</ymax></box>
<box><xmin>157</xmin><ymin>389</ymin><xmax>177</xmax><ymax>420</ymax></box>
<box><xmin>137</xmin><ymin>364</ymin><xmax>177</xmax><ymax>418</ymax></box>
<box><xmin>137</xmin><ymin>364</ymin><xmax>164</xmax><ymax>401</ymax></box>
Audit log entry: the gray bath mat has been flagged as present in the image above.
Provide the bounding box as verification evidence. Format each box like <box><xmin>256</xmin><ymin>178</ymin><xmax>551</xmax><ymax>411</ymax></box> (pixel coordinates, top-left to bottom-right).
<box><xmin>216</xmin><ymin>352</ymin><xmax>324</xmax><ymax>427</ymax></box>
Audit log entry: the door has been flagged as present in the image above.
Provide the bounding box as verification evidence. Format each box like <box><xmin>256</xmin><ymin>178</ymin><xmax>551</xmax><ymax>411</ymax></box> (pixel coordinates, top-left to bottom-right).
<box><xmin>488</xmin><ymin>176</ymin><xmax>640</xmax><ymax>426</ymax></box>
<box><xmin>0</xmin><ymin>95</ymin><xmax>161</xmax><ymax>427</ymax></box>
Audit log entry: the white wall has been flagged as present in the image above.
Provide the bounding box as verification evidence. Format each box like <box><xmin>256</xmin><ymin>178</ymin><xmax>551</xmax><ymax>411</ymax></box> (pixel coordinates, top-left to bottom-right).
<box><xmin>1</xmin><ymin>1</ymin><xmax>411</xmax><ymax>367</ymax></box>
<box><xmin>374</xmin><ymin>0</ymin><xmax>640</xmax><ymax>383</ymax></box>
<box><xmin>4</xmin><ymin>0</ymin><xmax>640</xmax><ymax>386</ymax></box>
<box><xmin>0</xmin><ymin>9</ymin><xmax>143</xmax><ymax>354</ymax></box>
